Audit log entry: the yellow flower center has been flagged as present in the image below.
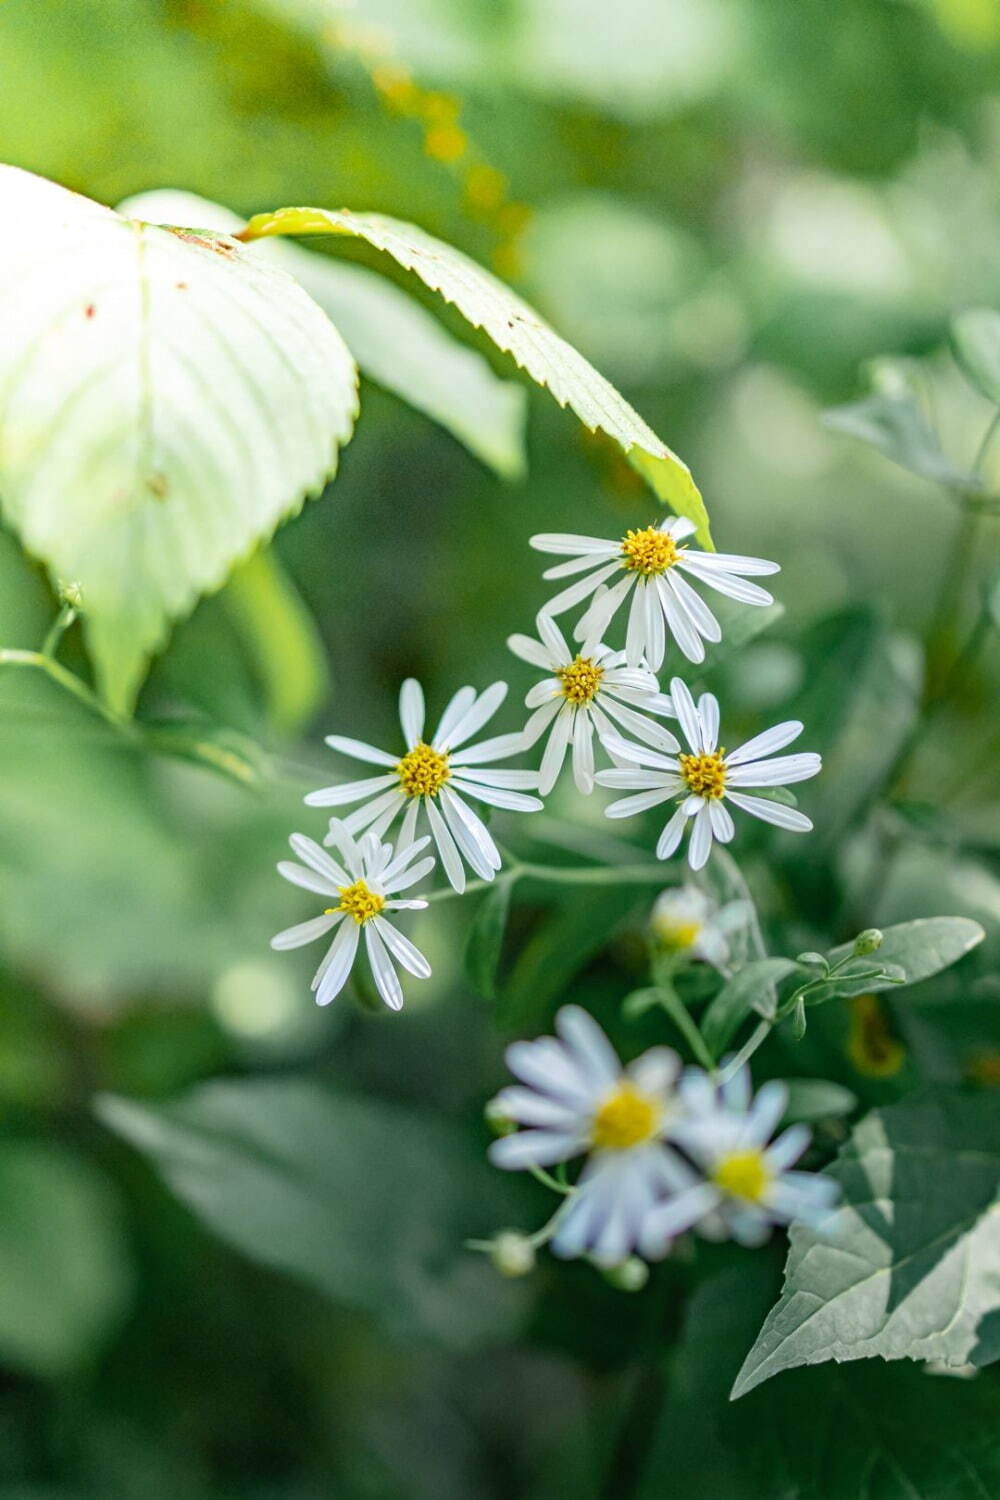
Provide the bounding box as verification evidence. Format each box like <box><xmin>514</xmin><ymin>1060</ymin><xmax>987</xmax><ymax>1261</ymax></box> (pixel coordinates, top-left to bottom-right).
<box><xmin>330</xmin><ymin>880</ymin><xmax>386</xmax><ymax>925</ymax></box>
<box><xmin>556</xmin><ymin>655</ymin><xmax>605</xmax><ymax>705</ymax></box>
<box><xmin>591</xmin><ymin>1083</ymin><xmax>662</xmax><ymax>1151</ymax></box>
<box><xmin>396</xmin><ymin>741</ymin><xmax>451</xmax><ymax>799</ymax></box>
<box><xmin>711</xmin><ymin>1149</ymin><xmax>770</xmax><ymax>1203</ymax></box>
<box><xmin>679</xmin><ymin>750</ymin><xmax>727</xmax><ymax>799</ymax></box>
<box><xmin>655</xmin><ymin>918</ymin><xmax>703</xmax><ymax>951</ymax></box>
<box><xmin>620</xmin><ymin>526</ymin><xmax>679</xmax><ymax>576</ymax></box>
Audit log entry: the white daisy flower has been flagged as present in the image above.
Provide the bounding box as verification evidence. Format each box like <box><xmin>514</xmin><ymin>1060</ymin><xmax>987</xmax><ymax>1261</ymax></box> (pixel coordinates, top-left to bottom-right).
<box><xmin>638</xmin><ymin>1067</ymin><xmax>839</xmax><ymax>1252</ymax></box>
<box><xmin>530</xmin><ymin>516</ymin><xmax>779</xmax><ymax>669</ymax></box>
<box><xmin>488</xmin><ymin>1006</ymin><xmax>689</xmax><ymax>1266</ymax></box>
<box><xmin>595</xmin><ymin>677</ymin><xmax>821</xmax><ymax>870</ymax></box>
<box><xmin>271</xmin><ymin>823</ymin><xmax>434</xmax><ymax>1011</ymax></box>
<box><xmin>305</xmin><ymin>679</ymin><xmax>543</xmax><ymax>893</ymax></box>
<box><xmin>649</xmin><ymin>885</ymin><xmax>750</xmax><ymax>969</ymax></box>
<box><xmin>507</xmin><ymin>611</ymin><xmax>679</xmax><ymax>795</ymax></box>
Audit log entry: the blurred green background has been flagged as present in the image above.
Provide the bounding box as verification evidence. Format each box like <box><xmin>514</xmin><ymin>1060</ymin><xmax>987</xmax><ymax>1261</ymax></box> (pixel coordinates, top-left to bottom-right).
<box><xmin>0</xmin><ymin>1</ymin><xmax>998</xmax><ymax>1496</ymax></box>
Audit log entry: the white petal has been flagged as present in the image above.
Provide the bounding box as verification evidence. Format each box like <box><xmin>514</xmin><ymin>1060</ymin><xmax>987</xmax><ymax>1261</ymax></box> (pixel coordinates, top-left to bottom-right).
<box><xmin>271</xmin><ymin>912</ymin><xmax>340</xmax><ymax>951</ymax></box>
<box><xmin>599</xmin><ymin>694</ymin><xmax>680</xmax><ymax>753</ymax></box>
<box><xmin>339</xmin><ymin>788</ymin><xmax>405</xmax><ymax>835</ymax></box>
<box><xmin>668</xmin><ymin>677</ymin><xmax>703</xmax><ymax>754</ymax></box>
<box><xmin>284</xmin><ymin>834</ymin><xmax>348</xmax><ymax>888</ymax></box>
<box><xmin>574</xmin><ymin>574</ymin><xmax>635</xmax><ymax>645</ymax></box>
<box><xmin>505</xmin><ymin>1037</ymin><xmax>594</xmax><ymax>1106</ymax></box>
<box><xmin>626</xmin><ymin>580</ymin><xmax>647</xmax><ymax>666</ymax></box>
<box><xmin>364</xmin><ymin>922</ymin><xmax>404</xmax><ymax>1010</ymax></box>
<box><xmin>372</xmin><ymin>916</ymin><xmax>431</xmax><ymax>979</ymax></box>
<box><xmin>431</xmin><ymin>685</ymin><xmax>477</xmax><ymax>747</ymax></box>
<box><xmin>449</xmin><ymin>730</ymin><xmax>526</xmax><ymax>766</ymax></box>
<box><xmin>571</xmin><ymin>712</ymin><xmax>596</xmax><ymax>794</ymax></box>
<box><xmin>322</xmin><ymin>735</ymin><xmax>398</xmax><ymax>768</ymax></box>
<box><xmin>664</xmin><ymin>516</ymin><xmax>697</xmax><ymax>541</ymax></box>
<box><xmin>526</xmin><ymin>678</ymin><xmax>561</xmax><ymax>709</ymax></box>
<box><xmin>492</xmin><ymin>1086</ymin><xmax>581</xmax><ymax>1129</ymax></box>
<box><xmin>399</xmin><ymin>679</ymin><xmax>425</xmax><ymax>748</ymax></box>
<box><xmin>678</xmin><ymin>555</ymin><xmax>774</xmax><ymax>605</ymax></box>
<box><xmin>726</xmin><ymin>753</ymin><xmax>821</xmax><ymax>787</ymax></box>
<box><xmin>454</xmin><ymin>768</ymin><xmax>541</xmax><ymax>790</ymax></box>
<box><xmin>681</xmin><ymin>549</ymin><xmax>780</xmax><ymax>576</ymax></box>
<box><xmin>276</xmin><ymin>861</ymin><xmax>339</xmax><ymax>899</ymax></box>
<box><xmin>451</xmin><ymin>778</ymin><xmax>543</xmax><ymax>812</ymax></box>
<box><xmin>555</xmin><ymin>1005</ymin><xmax>620</xmax><ymax>1089</ymax></box>
<box><xmin>530</xmin><ymin>532</ymin><xmax>619</xmax><ymax>554</ymax></box>
<box><xmin>380</xmin><ymin>834</ymin><xmax>432</xmax><ymax>883</ymax></box>
<box><xmin>741</xmin><ymin>1082</ymin><xmax>792</xmax><ymax>1148</ymax></box>
<box><xmin>668</xmin><ymin>569</ymin><xmax>722</xmax><ymax>643</ymax></box>
<box><xmin>444</xmin><ymin>681</ymin><xmax>507</xmax><ymax>750</ymax></box>
<box><xmin>708</xmin><ymin>799</ymin><xmax>735</xmax><ymax>843</ymax></box>
<box><xmin>594</xmin><ymin>768</ymin><xmax>670</xmax><ymax>789</ymax></box>
<box><xmin>439</xmin><ymin>787</ymin><xmax>501</xmax><ymax>877</ymax></box>
<box><xmin>536</xmin><ymin>610</ymin><xmax>571</xmax><ymax>662</ymax></box>
<box><xmin>727</xmin><ymin>720</ymin><xmax>804</xmax><ymax>766</ymax></box>
<box><xmin>539</xmin><ymin>705</ymin><xmax>574</xmax><ymax>795</ymax></box>
<box><xmin>644</xmin><ymin>576</ymin><xmax>665</xmax><ymax>670</ymax></box>
<box><xmin>604</xmin><ymin>788</ymin><xmax>677</xmax><ymax>818</ymax></box>
<box><xmin>656</xmin><ymin>802</ymin><xmax>692</xmax><ymax>860</ymax></box>
<box><xmin>688</xmin><ymin>802</ymin><xmax>714</xmax><ymax>870</ymax></box>
<box><xmin>304</xmin><ymin>773</ymin><xmax>396</xmax><ymax>808</ymax></box>
<box><xmin>488</xmin><ymin>1129</ymin><xmax>587</xmax><ymax>1169</ymax></box>
<box><xmin>724</xmin><ymin>791</ymin><xmax>814</xmax><ymax>832</ymax></box>
<box><xmin>425</xmin><ymin>797</ymin><xmax>466</xmax><ymax>892</ymax></box>
<box><xmin>543</xmin><ymin>550</ymin><xmax>619</xmax><ymax>580</ymax></box>
<box><xmin>507</xmin><ymin>634</ymin><xmax>556</xmax><ymax>671</ymax></box>
<box><xmin>385</xmin><ymin>855</ymin><xmax>436</xmax><ymax>893</ymax></box>
<box><xmin>639</xmin><ymin>1184</ymin><xmax>720</xmax><ymax>1254</ymax></box>
<box><xmin>599</xmin><ymin>731</ymin><xmax>679</xmax><ymax>770</ymax></box>
<box><xmin>698</xmin><ymin>694</ymin><xmax>720</xmax><ymax>753</ymax></box>
<box><xmin>315</xmin><ymin>919</ymin><xmax>360</xmax><ymax>1006</ymax></box>
<box><xmin>544</xmin><ymin>561</ymin><xmax>620</xmax><ymax>617</ymax></box>
<box><xmin>657</xmin><ymin>574</ymin><xmax>704</xmax><ymax>663</ymax></box>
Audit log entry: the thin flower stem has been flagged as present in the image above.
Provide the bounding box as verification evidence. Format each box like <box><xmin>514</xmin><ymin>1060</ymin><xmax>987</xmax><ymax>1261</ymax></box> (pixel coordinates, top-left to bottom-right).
<box><xmin>529</xmin><ymin>1164</ymin><xmax>574</xmax><ymax>1196</ymax></box>
<box><xmin>718</xmin><ymin>1019</ymin><xmax>771</xmax><ymax>1082</ymax></box>
<box><xmin>424</xmin><ymin>860</ymin><xmax>666</xmax><ymax>903</ymax></box>
<box><xmin>0</xmin><ymin>648</ymin><xmax>133</xmax><ymax>735</ymax></box>
<box><xmin>652</xmin><ymin>981</ymin><xmax>716</xmax><ymax>1072</ymax></box>
<box><xmin>41</xmin><ymin>603</ymin><xmax>78</xmax><ymax>659</ymax></box>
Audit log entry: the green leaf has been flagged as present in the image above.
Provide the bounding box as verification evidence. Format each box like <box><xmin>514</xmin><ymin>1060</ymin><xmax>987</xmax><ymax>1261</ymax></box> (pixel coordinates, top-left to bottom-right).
<box><xmin>464</xmin><ymin>874</ymin><xmax>517</xmax><ymax>1001</ymax></box>
<box><xmin>237</xmin><ymin>204</ymin><xmax>710</xmax><ymax>542</ymax></box>
<box><xmin>0</xmin><ymin>166</ymin><xmax>358</xmax><ymax>712</ymax></box>
<box><xmin>639</xmin><ymin>1264</ymin><xmax>1000</xmax><ymax>1500</ymax></box>
<box><xmin>780</xmin><ymin>1078</ymin><xmax>857</xmax><ymax>1125</ymax></box>
<box><xmin>826</xmin><ymin>917</ymin><xmax>985</xmax><ymax>994</ymax></box>
<box><xmin>700</xmin><ymin>958</ymin><xmax>800</xmax><ymax>1060</ymax></box>
<box><xmin>824</xmin><ymin>361</ymin><xmax>974</xmax><ymax>491</ymax></box>
<box><xmin>951</xmin><ymin>307</ymin><xmax>1000</xmax><ymax>405</ymax></box>
<box><xmin>0</xmin><ymin>1142</ymin><xmax>132</xmax><ymax>1378</ymax></box>
<box><xmin>222</xmin><ymin>547</ymin><xmax>329</xmax><ymax>738</ymax></box>
<box><xmin>95</xmin><ymin>1079</ymin><xmax>522</xmax><ymax>1348</ymax></box>
<box><xmin>732</xmin><ymin>1089</ymin><xmax>1000</xmax><ymax>1400</ymax></box>
<box><xmin>119</xmin><ymin>189</ymin><xmax>528</xmax><ymax>480</ymax></box>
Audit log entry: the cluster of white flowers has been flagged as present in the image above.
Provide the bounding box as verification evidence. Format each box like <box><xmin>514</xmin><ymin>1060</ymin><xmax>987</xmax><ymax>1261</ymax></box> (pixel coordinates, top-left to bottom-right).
<box><xmin>488</xmin><ymin>1007</ymin><xmax>838</xmax><ymax>1265</ymax></box>
<box><xmin>272</xmin><ymin>511</ymin><xmax>821</xmax><ymax>1014</ymax></box>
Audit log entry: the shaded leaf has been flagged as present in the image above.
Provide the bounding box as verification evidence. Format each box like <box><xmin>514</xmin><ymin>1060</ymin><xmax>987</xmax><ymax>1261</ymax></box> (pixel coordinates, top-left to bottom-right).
<box><xmin>0</xmin><ymin>1142</ymin><xmax>132</xmax><ymax>1378</ymax></box>
<box><xmin>824</xmin><ymin>362</ymin><xmax>974</xmax><ymax>491</ymax></box>
<box><xmin>96</xmin><ymin>1078</ymin><xmax>522</xmax><ymax>1348</ymax></box>
<box><xmin>237</xmin><ymin>204</ymin><xmax>709</xmax><ymax>541</ymax></box>
<box><xmin>732</xmin><ymin>1089</ymin><xmax>1000</xmax><ymax>1399</ymax></box>
<box><xmin>0</xmin><ymin>166</ymin><xmax>357</xmax><ymax>712</ymax></box>
<box><xmin>465</xmin><ymin>874</ymin><xmax>517</xmax><ymax>1001</ymax></box>
<box><xmin>826</xmin><ymin>917</ymin><xmax>985</xmax><ymax>994</ymax></box>
<box><xmin>700</xmin><ymin>957</ymin><xmax>800</xmax><ymax>1060</ymax></box>
<box><xmin>951</xmin><ymin>307</ymin><xmax>1000</xmax><ymax>405</ymax></box>
<box><xmin>781</xmin><ymin>1078</ymin><xmax>858</xmax><ymax>1125</ymax></box>
<box><xmin>120</xmin><ymin>188</ymin><xmax>528</xmax><ymax>479</ymax></box>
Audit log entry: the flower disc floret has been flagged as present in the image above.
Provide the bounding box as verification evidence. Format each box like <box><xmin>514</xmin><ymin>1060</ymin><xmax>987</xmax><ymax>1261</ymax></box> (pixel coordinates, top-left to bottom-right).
<box><xmin>396</xmin><ymin>740</ymin><xmax>451</xmax><ymax>799</ymax></box>
<box><xmin>332</xmin><ymin>879</ymin><xmax>386</xmax><ymax>925</ymax></box>
<box><xmin>679</xmin><ymin>749</ymin><xmax>727</xmax><ymax>799</ymax></box>
<box><xmin>620</xmin><ymin>526</ymin><xmax>679</xmax><ymax>576</ymax></box>
<box><xmin>711</xmin><ymin>1148</ymin><xmax>770</xmax><ymax>1203</ymax></box>
<box><xmin>592</xmin><ymin>1084</ymin><xmax>662</xmax><ymax>1150</ymax></box>
<box><xmin>556</xmin><ymin>654</ymin><xmax>605</xmax><ymax>705</ymax></box>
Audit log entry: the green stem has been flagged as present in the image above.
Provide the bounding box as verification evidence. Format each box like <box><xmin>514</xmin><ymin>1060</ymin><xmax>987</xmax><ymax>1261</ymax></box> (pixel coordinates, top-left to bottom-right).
<box><xmin>41</xmin><ymin>603</ymin><xmax>78</xmax><ymax>659</ymax></box>
<box><xmin>652</xmin><ymin>981</ymin><xmax>716</xmax><ymax>1072</ymax></box>
<box><xmin>717</xmin><ymin>1019</ymin><xmax>771</xmax><ymax>1082</ymax></box>
<box><xmin>0</xmin><ymin>648</ymin><xmax>133</xmax><ymax>735</ymax></box>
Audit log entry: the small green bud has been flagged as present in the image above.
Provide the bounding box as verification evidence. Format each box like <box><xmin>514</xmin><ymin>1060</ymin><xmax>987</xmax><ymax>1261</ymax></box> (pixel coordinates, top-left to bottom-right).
<box><xmin>853</xmin><ymin>929</ymin><xmax>884</xmax><ymax>957</ymax></box>
<box><xmin>796</xmin><ymin>951</ymin><xmax>828</xmax><ymax>970</ymax></box>
<box><xmin>58</xmin><ymin>580</ymin><xmax>84</xmax><ymax>609</ymax></box>
<box><xmin>603</xmin><ymin>1256</ymin><xmax>649</xmax><ymax>1293</ymax></box>
<box><xmin>489</xmin><ymin>1231</ymin><xmax>536</xmax><ymax>1278</ymax></box>
<box><xmin>484</xmin><ymin>1096</ymin><xmax>516</xmax><ymax>1137</ymax></box>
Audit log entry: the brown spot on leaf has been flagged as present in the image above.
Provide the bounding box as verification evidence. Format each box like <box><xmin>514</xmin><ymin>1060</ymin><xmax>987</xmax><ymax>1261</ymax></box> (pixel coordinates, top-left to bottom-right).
<box><xmin>85</xmin><ymin>304</ymin><xmax>97</xmax><ymax>319</ymax></box>
<box><xmin>146</xmin><ymin>473</ymin><xmax>170</xmax><ymax>500</ymax></box>
<box><xmin>168</xmin><ymin>227</ymin><xmax>237</xmax><ymax>258</ymax></box>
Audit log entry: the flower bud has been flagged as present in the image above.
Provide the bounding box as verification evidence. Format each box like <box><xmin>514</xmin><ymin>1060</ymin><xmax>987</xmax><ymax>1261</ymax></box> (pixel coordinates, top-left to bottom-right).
<box><xmin>603</xmin><ymin>1256</ymin><xmax>649</xmax><ymax>1293</ymax></box>
<box><xmin>489</xmin><ymin>1231</ymin><xmax>536</xmax><ymax>1278</ymax></box>
<box><xmin>484</xmin><ymin>1096</ymin><xmax>516</xmax><ymax>1137</ymax></box>
<box><xmin>853</xmin><ymin>929</ymin><xmax>884</xmax><ymax>957</ymax></box>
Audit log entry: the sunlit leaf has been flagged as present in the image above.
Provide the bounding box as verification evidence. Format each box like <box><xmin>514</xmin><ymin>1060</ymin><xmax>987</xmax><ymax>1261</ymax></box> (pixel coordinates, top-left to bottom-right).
<box><xmin>237</xmin><ymin>204</ymin><xmax>709</xmax><ymax>541</ymax></box>
<box><xmin>120</xmin><ymin>188</ymin><xmax>528</xmax><ymax>480</ymax></box>
<box><xmin>0</xmin><ymin>166</ymin><xmax>358</xmax><ymax>711</ymax></box>
<box><xmin>732</xmin><ymin>1089</ymin><xmax>1000</xmax><ymax>1399</ymax></box>
<box><xmin>826</xmin><ymin>917</ymin><xmax>985</xmax><ymax>993</ymax></box>
<box><xmin>951</xmin><ymin>307</ymin><xmax>1000</xmax><ymax>406</ymax></box>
